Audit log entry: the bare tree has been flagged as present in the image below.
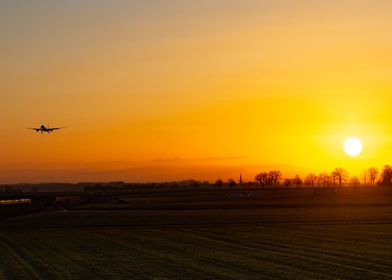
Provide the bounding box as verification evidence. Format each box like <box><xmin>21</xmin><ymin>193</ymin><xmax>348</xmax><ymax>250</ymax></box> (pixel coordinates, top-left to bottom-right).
<box><xmin>361</xmin><ymin>169</ymin><xmax>368</xmax><ymax>186</ymax></box>
<box><xmin>292</xmin><ymin>175</ymin><xmax>302</xmax><ymax>188</ymax></box>
<box><xmin>350</xmin><ymin>176</ymin><xmax>361</xmax><ymax>187</ymax></box>
<box><xmin>283</xmin><ymin>178</ymin><xmax>291</xmax><ymax>188</ymax></box>
<box><xmin>367</xmin><ymin>167</ymin><xmax>379</xmax><ymax>187</ymax></box>
<box><xmin>215</xmin><ymin>179</ymin><xmax>224</xmax><ymax>188</ymax></box>
<box><xmin>305</xmin><ymin>173</ymin><xmax>317</xmax><ymax>188</ymax></box>
<box><xmin>381</xmin><ymin>165</ymin><xmax>392</xmax><ymax>186</ymax></box>
<box><xmin>331</xmin><ymin>168</ymin><xmax>349</xmax><ymax>187</ymax></box>
<box><xmin>317</xmin><ymin>172</ymin><xmax>331</xmax><ymax>187</ymax></box>
<box><xmin>331</xmin><ymin>171</ymin><xmax>337</xmax><ymax>186</ymax></box>
<box><xmin>228</xmin><ymin>179</ymin><xmax>236</xmax><ymax>188</ymax></box>
<box><xmin>269</xmin><ymin>170</ymin><xmax>282</xmax><ymax>188</ymax></box>
<box><xmin>255</xmin><ymin>172</ymin><xmax>268</xmax><ymax>188</ymax></box>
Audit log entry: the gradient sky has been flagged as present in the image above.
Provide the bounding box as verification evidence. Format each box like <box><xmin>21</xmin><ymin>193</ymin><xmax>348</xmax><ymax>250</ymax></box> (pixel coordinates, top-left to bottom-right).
<box><xmin>2</xmin><ymin>0</ymin><xmax>392</xmax><ymax>183</ymax></box>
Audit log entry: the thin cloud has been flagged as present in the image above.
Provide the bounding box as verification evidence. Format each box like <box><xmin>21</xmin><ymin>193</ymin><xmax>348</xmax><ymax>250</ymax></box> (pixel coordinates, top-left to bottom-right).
<box><xmin>154</xmin><ymin>157</ymin><xmax>182</xmax><ymax>162</ymax></box>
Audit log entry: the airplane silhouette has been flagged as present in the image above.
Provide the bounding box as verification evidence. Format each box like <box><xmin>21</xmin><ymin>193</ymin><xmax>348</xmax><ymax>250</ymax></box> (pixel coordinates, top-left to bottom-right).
<box><xmin>28</xmin><ymin>125</ymin><xmax>66</xmax><ymax>133</ymax></box>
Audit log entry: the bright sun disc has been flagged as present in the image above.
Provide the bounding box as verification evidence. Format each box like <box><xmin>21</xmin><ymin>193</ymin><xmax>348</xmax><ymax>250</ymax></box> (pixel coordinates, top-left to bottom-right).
<box><xmin>343</xmin><ymin>137</ymin><xmax>363</xmax><ymax>157</ymax></box>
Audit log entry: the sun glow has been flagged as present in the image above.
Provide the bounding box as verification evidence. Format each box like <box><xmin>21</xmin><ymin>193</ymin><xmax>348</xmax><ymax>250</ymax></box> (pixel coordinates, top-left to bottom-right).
<box><xmin>343</xmin><ymin>137</ymin><xmax>363</xmax><ymax>157</ymax></box>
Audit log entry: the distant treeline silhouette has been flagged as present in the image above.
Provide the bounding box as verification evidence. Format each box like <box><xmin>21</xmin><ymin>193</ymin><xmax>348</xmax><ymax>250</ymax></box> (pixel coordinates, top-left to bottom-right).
<box><xmin>253</xmin><ymin>165</ymin><xmax>392</xmax><ymax>188</ymax></box>
<box><xmin>72</xmin><ymin>165</ymin><xmax>392</xmax><ymax>191</ymax></box>
<box><xmin>3</xmin><ymin>166</ymin><xmax>392</xmax><ymax>194</ymax></box>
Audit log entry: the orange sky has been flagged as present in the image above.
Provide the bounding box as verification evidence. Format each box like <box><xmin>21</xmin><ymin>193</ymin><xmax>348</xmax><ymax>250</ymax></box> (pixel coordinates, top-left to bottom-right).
<box><xmin>1</xmin><ymin>1</ymin><xmax>392</xmax><ymax>183</ymax></box>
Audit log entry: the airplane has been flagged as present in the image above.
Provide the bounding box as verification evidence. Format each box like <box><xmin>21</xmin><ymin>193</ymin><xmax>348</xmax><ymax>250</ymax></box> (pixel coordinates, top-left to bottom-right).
<box><xmin>28</xmin><ymin>125</ymin><xmax>66</xmax><ymax>133</ymax></box>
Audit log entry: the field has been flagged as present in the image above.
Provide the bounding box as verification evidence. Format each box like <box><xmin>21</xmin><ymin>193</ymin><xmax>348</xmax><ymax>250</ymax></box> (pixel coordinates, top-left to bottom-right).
<box><xmin>1</xmin><ymin>188</ymin><xmax>392</xmax><ymax>279</ymax></box>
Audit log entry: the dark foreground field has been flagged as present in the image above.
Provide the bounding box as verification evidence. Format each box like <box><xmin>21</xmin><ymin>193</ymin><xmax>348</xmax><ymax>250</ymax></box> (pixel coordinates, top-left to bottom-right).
<box><xmin>1</xmin><ymin>188</ymin><xmax>392</xmax><ymax>279</ymax></box>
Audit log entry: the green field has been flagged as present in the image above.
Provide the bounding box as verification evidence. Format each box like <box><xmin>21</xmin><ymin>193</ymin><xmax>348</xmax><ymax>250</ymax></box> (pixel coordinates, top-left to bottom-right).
<box><xmin>1</xmin><ymin>189</ymin><xmax>392</xmax><ymax>279</ymax></box>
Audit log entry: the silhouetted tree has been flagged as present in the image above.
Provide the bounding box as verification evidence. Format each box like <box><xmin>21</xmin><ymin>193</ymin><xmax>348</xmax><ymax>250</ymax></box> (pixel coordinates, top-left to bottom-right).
<box><xmin>317</xmin><ymin>173</ymin><xmax>324</xmax><ymax>187</ymax></box>
<box><xmin>367</xmin><ymin>167</ymin><xmax>379</xmax><ymax>187</ymax></box>
<box><xmin>202</xmin><ymin>181</ymin><xmax>210</xmax><ymax>186</ymax></box>
<box><xmin>269</xmin><ymin>170</ymin><xmax>282</xmax><ymax>188</ymax></box>
<box><xmin>255</xmin><ymin>172</ymin><xmax>268</xmax><ymax>188</ymax></box>
<box><xmin>331</xmin><ymin>171</ymin><xmax>337</xmax><ymax>186</ymax></box>
<box><xmin>215</xmin><ymin>179</ymin><xmax>224</xmax><ymax>188</ymax></box>
<box><xmin>305</xmin><ymin>173</ymin><xmax>317</xmax><ymax>188</ymax></box>
<box><xmin>361</xmin><ymin>169</ymin><xmax>368</xmax><ymax>186</ymax></box>
<box><xmin>255</xmin><ymin>173</ymin><xmax>263</xmax><ymax>186</ymax></box>
<box><xmin>381</xmin><ymin>165</ymin><xmax>392</xmax><ymax>186</ymax></box>
<box><xmin>283</xmin><ymin>178</ymin><xmax>291</xmax><ymax>188</ymax></box>
<box><xmin>317</xmin><ymin>172</ymin><xmax>331</xmax><ymax>187</ymax></box>
<box><xmin>292</xmin><ymin>175</ymin><xmax>302</xmax><ymax>188</ymax></box>
<box><xmin>180</xmin><ymin>180</ymin><xmax>200</xmax><ymax>188</ymax></box>
<box><xmin>331</xmin><ymin>168</ymin><xmax>348</xmax><ymax>187</ymax></box>
<box><xmin>350</xmin><ymin>176</ymin><xmax>361</xmax><ymax>186</ymax></box>
<box><xmin>228</xmin><ymin>179</ymin><xmax>236</xmax><ymax>188</ymax></box>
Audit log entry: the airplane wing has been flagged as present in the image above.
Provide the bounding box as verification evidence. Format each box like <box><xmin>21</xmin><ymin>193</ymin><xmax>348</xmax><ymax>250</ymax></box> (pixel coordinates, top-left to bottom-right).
<box><xmin>28</xmin><ymin>128</ymin><xmax>41</xmax><ymax>131</ymax></box>
<box><xmin>47</xmin><ymin>127</ymin><xmax>66</xmax><ymax>131</ymax></box>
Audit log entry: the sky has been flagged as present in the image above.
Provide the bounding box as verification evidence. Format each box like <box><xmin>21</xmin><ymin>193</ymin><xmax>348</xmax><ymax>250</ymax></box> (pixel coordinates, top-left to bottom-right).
<box><xmin>1</xmin><ymin>0</ymin><xmax>392</xmax><ymax>183</ymax></box>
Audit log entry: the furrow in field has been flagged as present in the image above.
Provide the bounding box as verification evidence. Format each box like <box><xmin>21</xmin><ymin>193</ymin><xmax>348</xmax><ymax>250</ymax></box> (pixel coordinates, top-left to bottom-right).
<box><xmin>76</xmin><ymin>229</ymin><xmax>171</xmax><ymax>279</ymax></box>
<box><xmin>88</xmin><ymin>229</ymin><xmax>227</xmax><ymax>280</ymax></box>
<box><xmin>18</xmin><ymin>230</ymin><xmax>124</xmax><ymax>280</ymax></box>
<box><xmin>110</xmin><ymin>228</ymin><xmax>334</xmax><ymax>280</ymax></box>
<box><xmin>0</xmin><ymin>236</ymin><xmax>43</xmax><ymax>280</ymax></box>
<box><xmin>158</xmin><ymin>228</ymin><xmax>353</xmax><ymax>280</ymax></box>
<box><xmin>5</xmin><ymin>232</ymin><xmax>70</xmax><ymax>280</ymax></box>
<box><xmin>202</xmin><ymin>224</ymin><xmax>392</xmax><ymax>266</ymax></box>
<box><xmin>175</xmin><ymin>227</ymin><xmax>392</xmax><ymax>279</ymax></box>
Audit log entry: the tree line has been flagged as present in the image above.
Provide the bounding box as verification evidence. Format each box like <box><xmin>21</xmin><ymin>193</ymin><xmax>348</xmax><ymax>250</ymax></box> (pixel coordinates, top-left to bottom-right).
<box><xmin>251</xmin><ymin>165</ymin><xmax>392</xmax><ymax>188</ymax></box>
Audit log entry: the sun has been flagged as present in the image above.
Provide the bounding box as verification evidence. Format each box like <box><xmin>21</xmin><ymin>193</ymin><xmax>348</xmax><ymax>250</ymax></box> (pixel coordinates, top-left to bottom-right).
<box><xmin>343</xmin><ymin>137</ymin><xmax>363</xmax><ymax>157</ymax></box>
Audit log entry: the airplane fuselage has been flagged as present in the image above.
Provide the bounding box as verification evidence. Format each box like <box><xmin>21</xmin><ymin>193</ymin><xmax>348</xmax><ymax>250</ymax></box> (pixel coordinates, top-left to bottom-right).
<box><xmin>34</xmin><ymin>125</ymin><xmax>50</xmax><ymax>133</ymax></box>
<box><xmin>30</xmin><ymin>124</ymin><xmax>64</xmax><ymax>133</ymax></box>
